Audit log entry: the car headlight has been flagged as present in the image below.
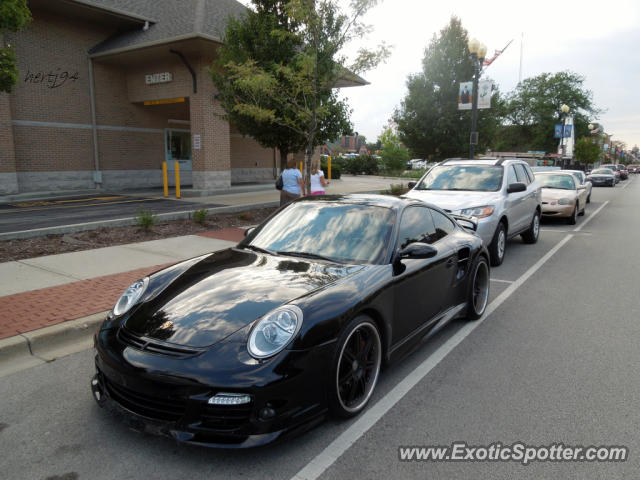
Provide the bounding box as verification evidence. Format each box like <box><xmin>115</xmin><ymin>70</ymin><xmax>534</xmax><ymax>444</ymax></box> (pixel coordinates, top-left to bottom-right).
<box><xmin>113</xmin><ymin>278</ymin><xmax>149</xmax><ymax>316</ymax></box>
<box><xmin>248</xmin><ymin>305</ymin><xmax>303</xmax><ymax>359</ymax></box>
<box><xmin>557</xmin><ymin>198</ymin><xmax>571</xmax><ymax>205</ymax></box>
<box><xmin>460</xmin><ymin>205</ymin><xmax>495</xmax><ymax>219</ymax></box>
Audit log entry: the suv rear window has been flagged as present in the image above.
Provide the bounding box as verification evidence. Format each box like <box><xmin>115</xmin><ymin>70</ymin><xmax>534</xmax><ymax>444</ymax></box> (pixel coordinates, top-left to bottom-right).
<box><xmin>415</xmin><ymin>165</ymin><xmax>503</xmax><ymax>192</ymax></box>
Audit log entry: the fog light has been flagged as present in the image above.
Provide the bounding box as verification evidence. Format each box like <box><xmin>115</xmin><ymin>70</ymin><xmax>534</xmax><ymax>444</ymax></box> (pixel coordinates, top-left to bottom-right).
<box><xmin>207</xmin><ymin>393</ymin><xmax>251</xmax><ymax>405</ymax></box>
<box><xmin>259</xmin><ymin>407</ymin><xmax>276</xmax><ymax>420</ymax></box>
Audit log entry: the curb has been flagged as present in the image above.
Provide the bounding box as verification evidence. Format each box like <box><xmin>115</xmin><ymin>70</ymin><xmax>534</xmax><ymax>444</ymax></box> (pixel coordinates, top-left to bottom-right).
<box><xmin>0</xmin><ymin>311</ymin><xmax>108</xmax><ymax>378</ymax></box>
<box><xmin>0</xmin><ymin>201</ymin><xmax>280</xmax><ymax>241</ymax></box>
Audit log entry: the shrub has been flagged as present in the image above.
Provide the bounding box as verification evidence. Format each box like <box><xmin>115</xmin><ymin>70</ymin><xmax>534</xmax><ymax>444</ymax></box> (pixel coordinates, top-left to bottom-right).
<box><xmin>321</xmin><ymin>164</ymin><xmax>341</xmax><ymax>179</ymax></box>
<box><xmin>342</xmin><ymin>154</ymin><xmax>379</xmax><ymax>175</ymax></box>
<box><xmin>381</xmin><ymin>183</ymin><xmax>409</xmax><ymax>196</ymax></box>
<box><xmin>193</xmin><ymin>208</ymin><xmax>208</xmax><ymax>225</ymax></box>
<box><xmin>136</xmin><ymin>209</ymin><xmax>155</xmax><ymax>230</ymax></box>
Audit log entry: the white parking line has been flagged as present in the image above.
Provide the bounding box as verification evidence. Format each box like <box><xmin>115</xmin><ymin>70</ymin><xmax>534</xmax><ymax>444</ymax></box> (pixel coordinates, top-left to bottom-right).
<box><xmin>622</xmin><ymin>177</ymin><xmax>634</xmax><ymax>189</ymax></box>
<box><xmin>291</xmin><ymin>201</ymin><xmax>610</xmax><ymax>480</ymax></box>
<box><xmin>490</xmin><ymin>278</ymin><xmax>513</xmax><ymax>284</ymax></box>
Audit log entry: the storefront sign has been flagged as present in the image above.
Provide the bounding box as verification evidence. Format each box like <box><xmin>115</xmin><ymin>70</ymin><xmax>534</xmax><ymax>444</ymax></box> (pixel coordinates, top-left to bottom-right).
<box><xmin>145</xmin><ymin>72</ymin><xmax>173</xmax><ymax>84</ymax></box>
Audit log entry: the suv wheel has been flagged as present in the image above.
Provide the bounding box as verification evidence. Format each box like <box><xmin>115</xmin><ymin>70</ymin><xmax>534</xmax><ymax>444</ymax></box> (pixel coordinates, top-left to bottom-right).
<box><xmin>489</xmin><ymin>222</ymin><xmax>506</xmax><ymax>266</ymax></box>
<box><xmin>521</xmin><ymin>211</ymin><xmax>540</xmax><ymax>244</ymax></box>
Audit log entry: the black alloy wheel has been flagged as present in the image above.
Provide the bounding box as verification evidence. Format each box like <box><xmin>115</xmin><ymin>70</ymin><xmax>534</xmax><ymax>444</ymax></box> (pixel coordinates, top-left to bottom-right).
<box><xmin>466</xmin><ymin>256</ymin><xmax>490</xmax><ymax>320</ymax></box>
<box><xmin>330</xmin><ymin>316</ymin><xmax>382</xmax><ymax>418</ymax></box>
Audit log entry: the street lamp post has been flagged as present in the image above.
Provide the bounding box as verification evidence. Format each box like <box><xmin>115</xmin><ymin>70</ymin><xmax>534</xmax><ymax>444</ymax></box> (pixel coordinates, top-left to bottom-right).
<box><xmin>560</xmin><ymin>104</ymin><xmax>570</xmax><ymax>167</ymax></box>
<box><xmin>467</xmin><ymin>38</ymin><xmax>487</xmax><ymax>160</ymax></box>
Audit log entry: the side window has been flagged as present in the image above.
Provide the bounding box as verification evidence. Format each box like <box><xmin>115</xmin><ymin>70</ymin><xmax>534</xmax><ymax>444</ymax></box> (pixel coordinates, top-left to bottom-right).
<box><xmin>430</xmin><ymin>209</ymin><xmax>456</xmax><ymax>242</ymax></box>
<box><xmin>523</xmin><ymin>164</ymin><xmax>535</xmax><ymax>183</ymax></box>
<box><xmin>514</xmin><ymin>164</ymin><xmax>530</xmax><ymax>184</ymax></box>
<box><xmin>397</xmin><ymin>207</ymin><xmax>436</xmax><ymax>249</ymax></box>
<box><xmin>507</xmin><ymin>165</ymin><xmax>518</xmax><ymax>185</ymax></box>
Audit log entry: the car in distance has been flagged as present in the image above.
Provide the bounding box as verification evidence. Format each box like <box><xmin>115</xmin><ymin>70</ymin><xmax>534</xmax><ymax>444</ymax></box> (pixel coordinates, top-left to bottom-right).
<box><xmin>405</xmin><ymin>158</ymin><xmax>541</xmax><ymax>266</ymax></box>
<box><xmin>91</xmin><ymin>194</ymin><xmax>490</xmax><ymax>448</ymax></box>
<box><xmin>586</xmin><ymin>168</ymin><xmax>616</xmax><ymax>187</ymax></box>
<box><xmin>536</xmin><ymin>172</ymin><xmax>588</xmax><ymax>225</ymax></box>
<box><xmin>602</xmin><ymin>164</ymin><xmax>623</xmax><ymax>182</ymax></box>
<box><xmin>627</xmin><ymin>165</ymin><xmax>638</xmax><ymax>174</ymax></box>
<box><xmin>564</xmin><ymin>169</ymin><xmax>592</xmax><ymax>203</ymax></box>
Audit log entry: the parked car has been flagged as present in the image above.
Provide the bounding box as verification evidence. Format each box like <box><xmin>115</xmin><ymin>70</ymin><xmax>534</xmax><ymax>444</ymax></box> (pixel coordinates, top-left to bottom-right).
<box><xmin>627</xmin><ymin>165</ymin><xmax>638</xmax><ymax>174</ymax></box>
<box><xmin>91</xmin><ymin>194</ymin><xmax>490</xmax><ymax>448</ymax></box>
<box><xmin>586</xmin><ymin>168</ymin><xmax>616</xmax><ymax>187</ymax></box>
<box><xmin>618</xmin><ymin>164</ymin><xmax>629</xmax><ymax>179</ymax></box>
<box><xmin>564</xmin><ymin>169</ymin><xmax>592</xmax><ymax>203</ymax></box>
<box><xmin>536</xmin><ymin>172</ymin><xmax>588</xmax><ymax>225</ymax></box>
<box><xmin>405</xmin><ymin>158</ymin><xmax>541</xmax><ymax>266</ymax></box>
<box><xmin>602</xmin><ymin>164</ymin><xmax>623</xmax><ymax>182</ymax></box>
<box><xmin>408</xmin><ymin>158</ymin><xmax>428</xmax><ymax>169</ymax></box>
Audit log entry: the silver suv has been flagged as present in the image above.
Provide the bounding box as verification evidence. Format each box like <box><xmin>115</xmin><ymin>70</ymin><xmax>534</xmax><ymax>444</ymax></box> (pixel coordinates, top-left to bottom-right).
<box><xmin>404</xmin><ymin>158</ymin><xmax>542</xmax><ymax>266</ymax></box>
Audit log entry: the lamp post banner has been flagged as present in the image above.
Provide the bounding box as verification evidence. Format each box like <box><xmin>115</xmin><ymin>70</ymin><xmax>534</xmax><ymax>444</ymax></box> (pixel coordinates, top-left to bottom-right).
<box><xmin>477</xmin><ymin>80</ymin><xmax>492</xmax><ymax>109</ymax></box>
<box><xmin>458</xmin><ymin>81</ymin><xmax>473</xmax><ymax>110</ymax></box>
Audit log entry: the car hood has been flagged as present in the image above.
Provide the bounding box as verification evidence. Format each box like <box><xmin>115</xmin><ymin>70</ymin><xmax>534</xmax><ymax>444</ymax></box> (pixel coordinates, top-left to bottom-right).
<box><xmin>404</xmin><ymin>189</ymin><xmax>503</xmax><ymax>212</ymax></box>
<box><xmin>541</xmin><ymin>188</ymin><xmax>577</xmax><ymax>201</ymax></box>
<box><xmin>124</xmin><ymin>248</ymin><xmax>364</xmax><ymax>348</ymax></box>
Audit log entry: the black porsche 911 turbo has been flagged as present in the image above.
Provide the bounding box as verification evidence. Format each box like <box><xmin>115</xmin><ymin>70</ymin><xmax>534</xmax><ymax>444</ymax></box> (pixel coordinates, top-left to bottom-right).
<box><xmin>91</xmin><ymin>194</ymin><xmax>490</xmax><ymax>448</ymax></box>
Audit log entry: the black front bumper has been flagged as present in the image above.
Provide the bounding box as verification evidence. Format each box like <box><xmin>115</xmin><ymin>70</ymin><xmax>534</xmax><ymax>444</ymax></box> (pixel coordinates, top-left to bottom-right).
<box><xmin>92</xmin><ymin>328</ymin><xmax>334</xmax><ymax>448</ymax></box>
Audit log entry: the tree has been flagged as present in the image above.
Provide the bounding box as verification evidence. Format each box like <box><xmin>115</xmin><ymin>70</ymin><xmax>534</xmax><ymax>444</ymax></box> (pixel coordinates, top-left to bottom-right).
<box><xmin>500</xmin><ymin>71</ymin><xmax>601</xmax><ymax>153</ymax></box>
<box><xmin>213</xmin><ymin>0</ymin><xmax>389</xmax><ymax>188</ymax></box>
<box><xmin>0</xmin><ymin>0</ymin><xmax>31</xmax><ymax>93</ymax></box>
<box><xmin>574</xmin><ymin>137</ymin><xmax>601</xmax><ymax>166</ymax></box>
<box><xmin>378</xmin><ymin>126</ymin><xmax>409</xmax><ymax>171</ymax></box>
<box><xmin>393</xmin><ymin>17</ymin><xmax>503</xmax><ymax>160</ymax></box>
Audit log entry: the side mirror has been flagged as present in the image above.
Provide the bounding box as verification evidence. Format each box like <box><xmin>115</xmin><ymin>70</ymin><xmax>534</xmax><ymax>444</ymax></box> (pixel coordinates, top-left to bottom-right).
<box><xmin>407</xmin><ymin>181</ymin><xmax>417</xmax><ymax>189</ymax></box>
<box><xmin>507</xmin><ymin>182</ymin><xmax>527</xmax><ymax>194</ymax></box>
<box><xmin>244</xmin><ymin>226</ymin><xmax>256</xmax><ymax>237</ymax></box>
<box><xmin>577</xmin><ymin>185</ymin><xmax>586</xmax><ymax>190</ymax></box>
<box><xmin>397</xmin><ymin>242</ymin><xmax>437</xmax><ymax>260</ymax></box>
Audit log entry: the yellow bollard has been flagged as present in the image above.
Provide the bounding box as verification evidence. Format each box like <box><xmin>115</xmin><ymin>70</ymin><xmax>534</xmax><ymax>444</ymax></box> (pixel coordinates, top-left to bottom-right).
<box><xmin>299</xmin><ymin>161</ymin><xmax>303</xmax><ymax>174</ymax></box>
<box><xmin>162</xmin><ymin>161</ymin><xmax>168</xmax><ymax>198</ymax></box>
<box><xmin>175</xmin><ymin>161</ymin><xmax>181</xmax><ymax>199</ymax></box>
<box><xmin>328</xmin><ymin>156</ymin><xmax>332</xmax><ymax>180</ymax></box>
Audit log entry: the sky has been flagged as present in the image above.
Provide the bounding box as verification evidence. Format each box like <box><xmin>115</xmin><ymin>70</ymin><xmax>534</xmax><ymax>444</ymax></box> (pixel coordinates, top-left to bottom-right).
<box><xmin>237</xmin><ymin>0</ymin><xmax>640</xmax><ymax>151</ymax></box>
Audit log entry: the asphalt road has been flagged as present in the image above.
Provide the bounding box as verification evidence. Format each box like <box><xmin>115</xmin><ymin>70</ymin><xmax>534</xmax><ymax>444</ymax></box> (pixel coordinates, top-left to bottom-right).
<box><xmin>1</xmin><ymin>178</ymin><xmax>639</xmax><ymax>479</ymax></box>
<box><xmin>0</xmin><ymin>195</ymin><xmax>224</xmax><ymax>234</ymax></box>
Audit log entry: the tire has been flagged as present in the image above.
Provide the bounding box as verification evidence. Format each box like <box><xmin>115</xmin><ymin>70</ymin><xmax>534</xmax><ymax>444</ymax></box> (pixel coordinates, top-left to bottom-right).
<box><xmin>521</xmin><ymin>211</ymin><xmax>540</xmax><ymax>244</ymax></box>
<box><xmin>566</xmin><ymin>204</ymin><xmax>578</xmax><ymax>225</ymax></box>
<box><xmin>488</xmin><ymin>222</ymin><xmax>506</xmax><ymax>267</ymax></box>
<box><xmin>329</xmin><ymin>316</ymin><xmax>382</xmax><ymax>418</ymax></box>
<box><xmin>466</xmin><ymin>256</ymin><xmax>490</xmax><ymax>320</ymax></box>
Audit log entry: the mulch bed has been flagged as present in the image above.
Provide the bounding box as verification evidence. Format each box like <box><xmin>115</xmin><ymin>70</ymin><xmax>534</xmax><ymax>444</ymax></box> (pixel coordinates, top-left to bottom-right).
<box><xmin>1</xmin><ymin>207</ymin><xmax>277</xmax><ymax>264</ymax></box>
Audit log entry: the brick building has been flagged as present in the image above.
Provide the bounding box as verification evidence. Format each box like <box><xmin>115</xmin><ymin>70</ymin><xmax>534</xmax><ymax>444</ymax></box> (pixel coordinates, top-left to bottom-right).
<box><xmin>0</xmin><ymin>0</ymin><xmax>364</xmax><ymax>195</ymax></box>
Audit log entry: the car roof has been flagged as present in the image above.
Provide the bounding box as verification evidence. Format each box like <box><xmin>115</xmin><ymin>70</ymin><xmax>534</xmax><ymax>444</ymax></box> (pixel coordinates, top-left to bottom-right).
<box><xmin>440</xmin><ymin>157</ymin><xmax>529</xmax><ymax>166</ymax></box>
<box><xmin>297</xmin><ymin>193</ymin><xmax>412</xmax><ymax>209</ymax></box>
<box><xmin>535</xmin><ymin>171</ymin><xmax>575</xmax><ymax>176</ymax></box>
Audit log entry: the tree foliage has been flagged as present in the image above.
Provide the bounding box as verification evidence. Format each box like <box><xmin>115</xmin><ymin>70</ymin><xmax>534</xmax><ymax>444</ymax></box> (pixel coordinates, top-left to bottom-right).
<box><xmin>498</xmin><ymin>71</ymin><xmax>601</xmax><ymax>153</ymax></box>
<box><xmin>212</xmin><ymin>0</ymin><xmax>389</xmax><ymax>185</ymax></box>
<box><xmin>378</xmin><ymin>126</ymin><xmax>409</xmax><ymax>171</ymax></box>
<box><xmin>0</xmin><ymin>0</ymin><xmax>31</xmax><ymax>93</ymax></box>
<box><xmin>393</xmin><ymin>17</ymin><xmax>503</xmax><ymax>160</ymax></box>
<box><xmin>574</xmin><ymin>137</ymin><xmax>601</xmax><ymax>165</ymax></box>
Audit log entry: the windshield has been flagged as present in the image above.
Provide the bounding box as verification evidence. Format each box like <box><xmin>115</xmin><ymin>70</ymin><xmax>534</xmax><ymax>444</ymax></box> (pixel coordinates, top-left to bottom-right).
<box><xmin>245</xmin><ymin>201</ymin><xmax>396</xmax><ymax>264</ymax></box>
<box><xmin>415</xmin><ymin>165</ymin><xmax>504</xmax><ymax>192</ymax></box>
<box><xmin>592</xmin><ymin>169</ymin><xmax>613</xmax><ymax>175</ymax></box>
<box><xmin>537</xmin><ymin>175</ymin><xmax>576</xmax><ymax>190</ymax></box>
